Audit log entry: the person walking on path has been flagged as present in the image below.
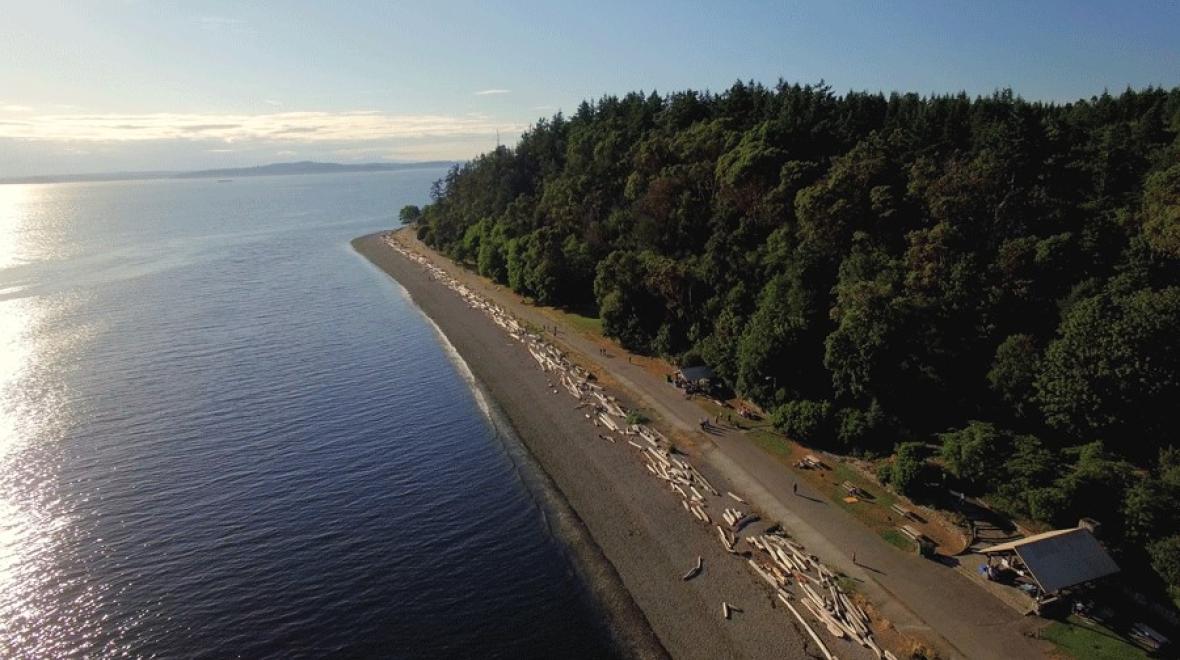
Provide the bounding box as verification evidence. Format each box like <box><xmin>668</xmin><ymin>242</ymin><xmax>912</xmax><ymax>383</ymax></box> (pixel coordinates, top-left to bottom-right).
<box><xmin>852</xmin><ymin>551</ymin><xmax>857</xmax><ymax>565</ymax></box>
<box><xmin>793</xmin><ymin>482</ymin><xmax>798</xmax><ymax>495</ymax></box>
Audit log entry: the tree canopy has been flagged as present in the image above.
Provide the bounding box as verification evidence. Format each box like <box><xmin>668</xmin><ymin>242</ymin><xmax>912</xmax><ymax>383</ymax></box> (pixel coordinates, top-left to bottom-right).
<box><xmin>413</xmin><ymin>81</ymin><xmax>1180</xmax><ymax>605</ymax></box>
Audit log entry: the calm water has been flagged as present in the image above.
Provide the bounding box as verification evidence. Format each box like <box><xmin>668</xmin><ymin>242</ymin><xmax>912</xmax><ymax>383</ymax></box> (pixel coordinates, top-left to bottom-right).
<box><xmin>0</xmin><ymin>171</ymin><xmax>616</xmax><ymax>658</ymax></box>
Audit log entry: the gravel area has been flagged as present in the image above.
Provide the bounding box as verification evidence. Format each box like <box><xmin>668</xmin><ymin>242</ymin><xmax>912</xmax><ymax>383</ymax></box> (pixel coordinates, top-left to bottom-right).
<box><xmin>353</xmin><ymin>234</ymin><xmax>835</xmax><ymax>660</ymax></box>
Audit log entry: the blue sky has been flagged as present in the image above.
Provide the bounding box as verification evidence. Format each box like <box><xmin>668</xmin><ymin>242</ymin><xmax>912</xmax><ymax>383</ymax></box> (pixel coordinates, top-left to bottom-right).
<box><xmin>1</xmin><ymin>0</ymin><xmax>1178</xmax><ymax>176</ymax></box>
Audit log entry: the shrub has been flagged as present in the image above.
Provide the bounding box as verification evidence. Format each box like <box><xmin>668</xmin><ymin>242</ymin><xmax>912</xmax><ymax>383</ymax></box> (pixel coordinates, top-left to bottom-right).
<box><xmin>1148</xmin><ymin>535</ymin><xmax>1180</xmax><ymax>608</ymax></box>
<box><xmin>625</xmin><ymin>410</ymin><xmax>650</xmax><ymax>426</ymax></box>
<box><xmin>887</xmin><ymin>442</ymin><xmax>926</xmax><ymax>496</ymax></box>
<box><xmin>771</xmin><ymin>399</ymin><xmax>833</xmax><ymax>444</ymax></box>
<box><xmin>678</xmin><ymin>348</ymin><xmax>704</xmax><ymax>368</ymax></box>
<box><xmin>938</xmin><ymin>421</ymin><xmax>1014</xmax><ymax>493</ymax></box>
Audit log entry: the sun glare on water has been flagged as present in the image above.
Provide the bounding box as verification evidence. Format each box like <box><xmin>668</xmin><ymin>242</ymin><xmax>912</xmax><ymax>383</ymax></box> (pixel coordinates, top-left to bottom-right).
<box><xmin>0</xmin><ymin>185</ymin><xmax>40</xmax><ymax>272</ymax></box>
<box><xmin>0</xmin><ymin>189</ymin><xmax>104</xmax><ymax>656</ymax></box>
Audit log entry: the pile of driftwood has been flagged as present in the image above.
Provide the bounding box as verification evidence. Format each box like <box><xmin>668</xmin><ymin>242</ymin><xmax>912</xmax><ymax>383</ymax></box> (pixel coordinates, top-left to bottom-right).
<box><xmin>385</xmin><ymin>235</ymin><xmax>633</xmax><ymax>430</ymax></box>
<box><xmin>632</xmin><ymin>433</ymin><xmax>721</xmax><ymax>525</ymax></box>
<box><xmin>385</xmin><ymin>234</ymin><xmax>893</xmax><ymax>659</ymax></box>
<box><xmin>746</xmin><ymin>533</ymin><xmax>897</xmax><ymax>660</ymax></box>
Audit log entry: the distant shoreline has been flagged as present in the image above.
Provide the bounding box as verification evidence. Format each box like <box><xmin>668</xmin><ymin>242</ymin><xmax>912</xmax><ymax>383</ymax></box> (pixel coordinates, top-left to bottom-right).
<box><xmin>0</xmin><ymin>160</ymin><xmax>455</xmax><ymax>186</ymax></box>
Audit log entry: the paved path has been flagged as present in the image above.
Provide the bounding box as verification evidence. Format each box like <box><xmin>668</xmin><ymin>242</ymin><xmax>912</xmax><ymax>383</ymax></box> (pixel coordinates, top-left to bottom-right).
<box><xmin>401</xmin><ymin>231</ymin><xmax>1052</xmax><ymax>660</ymax></box>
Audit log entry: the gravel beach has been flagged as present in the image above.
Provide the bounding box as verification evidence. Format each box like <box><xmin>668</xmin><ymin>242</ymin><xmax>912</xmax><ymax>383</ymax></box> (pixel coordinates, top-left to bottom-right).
<box><xmin>352</xmin><ymin>233</ymin><xmax>836</xmax><ymax>660</ymax></box>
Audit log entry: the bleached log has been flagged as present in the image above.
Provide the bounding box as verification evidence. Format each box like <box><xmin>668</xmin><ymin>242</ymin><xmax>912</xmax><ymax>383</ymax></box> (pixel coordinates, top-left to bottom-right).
<box><xmin>748</xmin><ymin>559</ymin><xmax>777</xmax><ymax>588</ymax></box>
<box><xmin>716</xmin><ymin>526</ymin><xmax>734</xmax><ymax>552</ymax></box>
<box><xmin>783</xmin><ymin>600</ymin><xmax>835</xmax><ymax>660</ymax></box>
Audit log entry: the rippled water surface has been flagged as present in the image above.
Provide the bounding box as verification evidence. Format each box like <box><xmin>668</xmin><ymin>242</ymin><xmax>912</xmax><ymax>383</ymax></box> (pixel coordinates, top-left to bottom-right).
<box><xmin>0</xmin><ymin>172</ymin><xmax>615</xmax><ymax>658</ymax></box>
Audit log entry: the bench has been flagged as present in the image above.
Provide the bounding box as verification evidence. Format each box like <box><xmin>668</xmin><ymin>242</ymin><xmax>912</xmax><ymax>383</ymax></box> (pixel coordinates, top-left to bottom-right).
<box><xmin>841</xmin><ymin>480</ymin><xmax>866</xmax><ymax>497</ymax></box>
<box><xmin>890</xmin><ymin>503</ymin><xmax>917</xmax><ymax>520</ymax></box>
<box><xmin>899</xmin><ymin>525</ymin><xmax>923</xmax><ymax>541</ymax></box>
<box><xmin>899</xmin><ymin>524</ymin><xmax>937</xmax><ymax>556</ymax></box>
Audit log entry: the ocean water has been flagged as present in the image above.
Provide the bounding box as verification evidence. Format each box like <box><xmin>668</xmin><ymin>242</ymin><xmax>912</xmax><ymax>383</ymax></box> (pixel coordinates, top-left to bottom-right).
<box><xmin>0</xmin><ymin>171</ymin><xmax>617</xmax><ymax>658</ymax></box>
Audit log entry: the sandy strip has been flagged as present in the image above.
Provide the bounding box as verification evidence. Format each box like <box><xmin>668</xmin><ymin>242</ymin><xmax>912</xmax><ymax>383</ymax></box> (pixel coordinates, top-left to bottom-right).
<box><xmin>353</xmin><ymin>233</ymin><xmax>829</xmax><ymax>660</ymax></box>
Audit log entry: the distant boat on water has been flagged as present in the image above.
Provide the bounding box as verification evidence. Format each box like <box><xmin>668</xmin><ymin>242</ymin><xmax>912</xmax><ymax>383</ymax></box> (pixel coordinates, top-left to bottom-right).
<box><xmin>217</xmin><ymin>179</ymin><xmax>233</xmax><ymax>183</ymax></box>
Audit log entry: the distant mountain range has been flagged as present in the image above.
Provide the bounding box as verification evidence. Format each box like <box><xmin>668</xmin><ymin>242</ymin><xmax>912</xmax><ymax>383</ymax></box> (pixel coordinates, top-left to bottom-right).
<box><xmin>0</xmin><ymin>160</ymin><xmax>456</xmax><ymax>185</ymax></box>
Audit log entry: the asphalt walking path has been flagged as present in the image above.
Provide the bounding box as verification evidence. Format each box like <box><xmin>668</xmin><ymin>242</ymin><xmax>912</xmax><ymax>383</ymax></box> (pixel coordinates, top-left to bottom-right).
<box><xmin>399</xmin><ymin>230</ymin><xmax>1051</xmax><ymax>660</ymax></box>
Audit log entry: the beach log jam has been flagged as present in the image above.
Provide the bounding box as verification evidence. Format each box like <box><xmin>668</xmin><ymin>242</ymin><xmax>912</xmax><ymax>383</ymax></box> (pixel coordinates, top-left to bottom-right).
<box><xmin>378</xmin><ymin>232</ymin><xmax>887</xmax><ymax>659</ymax></box>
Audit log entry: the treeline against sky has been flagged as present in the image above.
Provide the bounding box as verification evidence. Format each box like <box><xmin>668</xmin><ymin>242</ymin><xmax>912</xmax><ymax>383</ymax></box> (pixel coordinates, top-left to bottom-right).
<box><xmin>414</xmin><ymin>82</ymin><xmax>1180</xmax><ymax>603</ymax></box>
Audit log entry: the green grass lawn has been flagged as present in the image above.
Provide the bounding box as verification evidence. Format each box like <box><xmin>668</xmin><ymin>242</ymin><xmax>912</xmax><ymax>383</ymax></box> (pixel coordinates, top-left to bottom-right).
<box><xmin>746</xmin><ymin>430</ymin><xmax>922</xmax><ymax>549</ymax></box>
<box><xmin>879</xmin><ymin>529</ymin><xmax>916</xmax><ymax>553</ymax></box>
<box><xmin>830</xmin><ymin>461</ymin><xmax>898</xmax><ymax>510</ymax></box>
<box><xmin>1041</xmin><ymin>616</ymin><xmax>1149</xmax><ymax>660</ymax></box>
<box><xmin>562</xmin><ymin>311</ymin><xmax>604</xmax><ymax>336</ymax></box>
<box><xmin>748</xmin><ymin>428</ymin><xmax>793</xmax><ymax>459</ymax></box>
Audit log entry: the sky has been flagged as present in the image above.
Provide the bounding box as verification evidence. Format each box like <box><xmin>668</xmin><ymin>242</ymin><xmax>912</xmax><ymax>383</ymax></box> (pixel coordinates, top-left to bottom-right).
<box><xmin>1</xmin><ymin>0</ymin><xmax>1178</xmax><ymax>177</ymax></box>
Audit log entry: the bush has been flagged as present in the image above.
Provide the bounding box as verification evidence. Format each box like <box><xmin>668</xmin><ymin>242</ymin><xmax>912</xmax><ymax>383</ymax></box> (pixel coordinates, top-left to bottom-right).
<box><xmin>887</xmin><ymin>442</ymin><xmax>926</xmax><ymax>496</ymax></box>
<box><xmin>938</xmin><ymin>421</ymin><xmax>1014</xmax><ymax>493</ymax></box>
<box><xmin>678</xmin><ymin>348</ymin><xmax>704</xmax><ymax>368</ymax></box>
<box><xmin>771</xmin><ymin>399</ymin><xmax>833</xmax><ymax>444</ymax></box>
<box><xmin>1148</xmin><ymin>535</ymin><xmax>1180</xmax><ymax>607</ymax></box>
<box><xmin>625</xmin><ymin>411</ymin><xmax>650</xmax><ymax>426</ymax></box>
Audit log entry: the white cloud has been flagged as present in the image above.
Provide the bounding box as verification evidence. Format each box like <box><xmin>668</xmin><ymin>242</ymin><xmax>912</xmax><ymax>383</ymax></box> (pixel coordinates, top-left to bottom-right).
<box><xmin>275</xmin><ymin>150</ymin><xmax>297</xmax><ymax>156</ymax></box>
<box><xmin>264</xmin><ymin>99</ymin><xmax>283</xmax><ymax>107</ymax></box>
<box><xmin>1</xmin><ymin>105</ymin><xmax>34</xmax><ymax>113</ymax></box>
<box><xmin>0</xmin><ymin>110</ymin><xmax>523</xmax><ymax>143</ymax></box>
<box><xmin>473</xmin><ymin>89</ymin><xmax>511</xmax><ymax>96</ymax></box>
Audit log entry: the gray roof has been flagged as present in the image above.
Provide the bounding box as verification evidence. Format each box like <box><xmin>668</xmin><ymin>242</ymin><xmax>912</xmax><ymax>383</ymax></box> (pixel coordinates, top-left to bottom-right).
<box><xmin>981</xmin><ymin>527</ymin><xmax>1119</xmax><ymax>594</ymax></box>
<box><xmin>679</xmin><ymin>365</ymin><xmax>715</xmax><ymax>382</ymax></box>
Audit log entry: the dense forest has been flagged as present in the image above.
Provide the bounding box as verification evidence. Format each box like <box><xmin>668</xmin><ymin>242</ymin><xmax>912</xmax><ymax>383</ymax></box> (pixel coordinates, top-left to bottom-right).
<box><xmin>410</xmin><ymin>82</ymin><xmax>1180</xmax><ymax>605</ymax></box>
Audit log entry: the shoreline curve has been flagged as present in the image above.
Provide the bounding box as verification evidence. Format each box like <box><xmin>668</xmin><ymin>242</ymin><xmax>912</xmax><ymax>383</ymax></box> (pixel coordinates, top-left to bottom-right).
<box><xmin>353</xmin><ymin>233</ymin><xmax>669</xmax><ymax>659</ymax></box>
